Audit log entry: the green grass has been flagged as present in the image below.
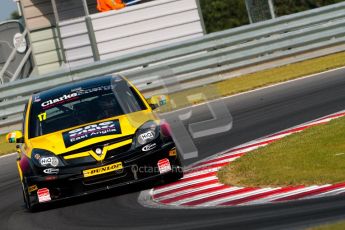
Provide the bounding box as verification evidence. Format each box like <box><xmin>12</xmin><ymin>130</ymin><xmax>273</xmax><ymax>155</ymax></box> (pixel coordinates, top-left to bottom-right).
<box><xmin>159</xmin><ymin>51</ymin><xmax>345</xmax><ymax>111</ymax></box>
<box><xmin>309</xmin><ymin>221</ymin><xmax>345</xmax><ymax>230</ymax></box>
<box><xmin>218</xmin><ymin>115</ymin><xmax>345</xmax><ymax>187</ymax></box>
<box><xmin>0</xmin><ymin>134</ymin><xmax>16</xmax><ymax>156</ymax></box>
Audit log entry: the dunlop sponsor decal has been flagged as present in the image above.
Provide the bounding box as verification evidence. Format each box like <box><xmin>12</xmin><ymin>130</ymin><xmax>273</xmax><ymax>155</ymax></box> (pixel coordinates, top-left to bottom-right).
<box><xmin>83</xmin><ymin>162</ymin><xmax>123</xmax><ymax>178</ymax></box>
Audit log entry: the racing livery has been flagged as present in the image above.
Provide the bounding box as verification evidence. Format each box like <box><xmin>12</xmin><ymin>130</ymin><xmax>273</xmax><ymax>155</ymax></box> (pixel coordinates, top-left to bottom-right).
<box><xmin>7</xmin><ymin>75</ymin><xmax>183</xmax><ymax>210</ymax></box>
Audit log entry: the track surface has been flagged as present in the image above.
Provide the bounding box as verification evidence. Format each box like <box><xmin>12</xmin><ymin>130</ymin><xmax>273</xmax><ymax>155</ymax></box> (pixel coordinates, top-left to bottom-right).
<box><xmin>1</xmin><ymin>68</ymin><xmax>345</xmax><ymax>230</ymax></box>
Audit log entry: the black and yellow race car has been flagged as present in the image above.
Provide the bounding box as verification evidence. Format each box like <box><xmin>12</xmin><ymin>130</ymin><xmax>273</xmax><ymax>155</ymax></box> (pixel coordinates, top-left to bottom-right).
<box><xmin>7</xmin><ymin>75</ymin><xmax>183</xmax><ymax>210</ymax></box>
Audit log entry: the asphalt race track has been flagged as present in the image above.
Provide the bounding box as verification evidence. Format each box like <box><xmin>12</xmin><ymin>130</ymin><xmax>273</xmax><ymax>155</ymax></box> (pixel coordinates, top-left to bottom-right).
<box><xmin>1</xmin><ymin>67</ymin><xmax>345</xmax><ymax>230</ymax></box>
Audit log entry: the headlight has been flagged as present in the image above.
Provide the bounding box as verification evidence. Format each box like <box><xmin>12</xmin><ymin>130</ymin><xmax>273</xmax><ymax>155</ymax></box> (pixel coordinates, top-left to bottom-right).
<box><xmin>134</xmin><ymin>121</ymin><xmax>159</xmax><ymax>147</ymax></box>
<box><xmin>31</xmin><ymin>149</ymin><xmax>63</xmax><ymax>168</ymax></box>
<box><xmin>39</xmin><ymin>157</ymin><xmax>59</xmax><ymax>167</ymax></box>
<box><xmin>138</xmin><ymin>130</ymin><xmax>155</xmax><ymax>145</ymax></box>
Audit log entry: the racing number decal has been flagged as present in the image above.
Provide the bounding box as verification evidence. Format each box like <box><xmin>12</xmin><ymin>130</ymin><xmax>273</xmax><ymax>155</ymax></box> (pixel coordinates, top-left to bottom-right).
<box><xmin>38</xmin><ymin>112</ymin><xmax>47</xmax><ymax>122</ymax></box>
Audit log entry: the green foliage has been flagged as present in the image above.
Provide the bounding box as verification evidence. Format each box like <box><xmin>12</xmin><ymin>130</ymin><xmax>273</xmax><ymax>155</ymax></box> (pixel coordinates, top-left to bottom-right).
<box><xmin>10</xmin><ymin>11</ymin><xmax>21</xmax><ymax>20</ymax></box>
<box><xmin>199</xmin><ymin>0</ymin><xmax>249</xmax><ymax>33</ymax></box>
<box><xmin>0</xmin><ymin>134</ymin><xmax>16</xmax><ymax>156</ymax></box>
<box><xmin>200</xmin><ymin>0</ymin><xmax>345</xmax><ymax>33</ymax></box>
<box><xmin>273</xmin><ymin>0</ymin><xmax>345</xmax><ymax>16</ymax></box>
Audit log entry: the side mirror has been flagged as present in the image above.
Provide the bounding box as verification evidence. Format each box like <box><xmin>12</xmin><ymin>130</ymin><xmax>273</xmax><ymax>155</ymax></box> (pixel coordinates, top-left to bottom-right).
<box><xmin>6</xmin><ymin>131</ymin><xmax>24</xmax><ymax>144</ymax></box>
<box><xmin>147</xmin><ymin>95</ymin><xmax>170</xmax><ymax>109</ymax></box>
<box><xmin>149</xmin><ymin>103</ymin><xmax>158</xmax><ymax>110</ymax></box>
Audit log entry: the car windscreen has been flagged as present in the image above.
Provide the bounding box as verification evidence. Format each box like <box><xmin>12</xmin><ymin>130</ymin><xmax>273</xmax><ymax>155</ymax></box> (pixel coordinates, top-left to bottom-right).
<box><xmin>29</xmin><ymin>82</ymin><xmax>147</xmax><ymax>138</ymax></box>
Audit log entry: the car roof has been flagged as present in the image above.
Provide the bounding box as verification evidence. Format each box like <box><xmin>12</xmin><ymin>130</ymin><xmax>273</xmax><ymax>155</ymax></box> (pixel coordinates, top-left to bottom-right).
<box><xmin>31</xmin><ymin>75</ymin><xmax>125</xmax><ymax>102</ymax></box>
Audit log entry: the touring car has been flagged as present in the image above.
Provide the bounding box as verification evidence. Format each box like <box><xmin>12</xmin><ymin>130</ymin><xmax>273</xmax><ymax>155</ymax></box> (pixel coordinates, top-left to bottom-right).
<box><xmin>7</xmin><ymin>75</ymin><xmax>183</xmax><ymax>210</ymax></box>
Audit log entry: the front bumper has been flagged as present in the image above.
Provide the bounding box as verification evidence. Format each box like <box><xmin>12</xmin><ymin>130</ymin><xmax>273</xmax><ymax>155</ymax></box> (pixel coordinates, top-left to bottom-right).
<box><xmin>26</xmin><ymin>142</ymin><xmax>182</xmax><ymax>206</ymax></box>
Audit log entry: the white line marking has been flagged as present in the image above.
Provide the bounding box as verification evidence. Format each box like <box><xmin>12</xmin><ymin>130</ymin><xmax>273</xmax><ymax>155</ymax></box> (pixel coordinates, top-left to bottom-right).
<box><xmin>219</xmin><ymin>143</ymin><xmax>269</xmax><ymax>157</ymax></box>
<box><xmin>200</xmin><ymin>188</ymin><xmax>278</xmax><ymax>207</ymax></box>
<box><xmin>302</xmin><ymin>186</ymin><xmax>345</xmax><ymax>200</ymax></box>
<box><xmin>156</xmin><ymin>183</ymin><xmax>224</xmax><ymax>201</ymax></box>
<box><xmin>172</xmin><ymin>187</ymin><xmax>243</xmax><ymax>206</ymax></box>
<box><xmin>244</xmin><ymin>185</ymin><xmax>329</xmax><ymax>205</ymax></box>
<box><xmin>190</xmin><ymin>157</ymin><xmax>240</xmax><ymax>170</ymax></box>
<box><xmin>0</xmin><ymin>152</ymin><xmax>17</xmax><ymax>159</ymax></box>
<box><xmin>153</xmin><ymin>176</ymin><xmax>218</xmax><ymax>195</ymax></box>
<box><xmin>183</xmin><ymin>167</ymin><xmax>220</xmax><ymax>178</ymax></box>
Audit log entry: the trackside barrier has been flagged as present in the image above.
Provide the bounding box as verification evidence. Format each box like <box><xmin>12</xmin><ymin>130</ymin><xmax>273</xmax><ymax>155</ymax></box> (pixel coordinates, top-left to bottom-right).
<box><xmin>1</xmin><ymin>2</ymin><xmax>345</xmax><ymax>132</ymax></box>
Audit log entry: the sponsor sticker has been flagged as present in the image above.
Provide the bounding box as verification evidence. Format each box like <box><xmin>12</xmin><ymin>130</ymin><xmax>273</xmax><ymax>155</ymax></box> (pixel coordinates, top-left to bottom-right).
<box><xmin>169</xmin><ymin>148</ymin><xmax>177</xmax><ymax>156</ymax></box>
<box><xmin>142</xmin><ymin>143</ymin><xmax>156</xmax><ymax>152</ymax></box>
<box><xmin>83</xmin><ymin>162</ymin><xmax>123</xmax><ymax>178</ymax></box>
<box><xmin>158</xmin><ymin>158</ymin><xmax>172</xmax><ymax>174</ymax></box>
<box><xmin>37</xmin><ymin>188</ymin><xmax>51</xmax><ymax>203</ymax></box>
<box><xmin>33</xmin><ymin>96</ymin><xmax>41</xmax><ymax>103</ymax></box>
<box><xmin>139</xmin><ymin>131</ymin><xmax>154</xmax><ymax>141</ymax></box>
<box><xmin>40</xmin><ymin>85</ymin><xmax>114</xmax><ymax>108</ymax></box>
<box><xmin>28</xmin><ymin>185</ymin><xmax>38</xmax><ymax>193</ymax></box>
<box><xmin>40</xmin><ymin>157</ymin><xmax>59</xmax><ymax>167</ymax></box>
<box><xmin>63</xmin><ymin>120</ymin><xmax>121</xmax><ymax>148</ymax></box>
<box><xmin>41</xmin><ymin>93</ymin><xmax>78</xmax><ymax>108</ymax></box>
<box><xmin>43</xmin><ymin>168</ymin><xmax>59</xmax><ymax>174</ymax></box>
<box><xmin>37</xmin><ymin>112</ymin><xmax>47</xmax><ymax>122</ymax></box>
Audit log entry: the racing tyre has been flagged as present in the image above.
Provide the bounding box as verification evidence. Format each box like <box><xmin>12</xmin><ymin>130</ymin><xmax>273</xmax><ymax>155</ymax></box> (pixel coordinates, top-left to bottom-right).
<box><xmin>22</xmin><ymin>178</ymin><xmax>35</xmax><ymax>211</ymax></box>
<box><xmin>165</xmin><ymin>159</ymin><xmax>184</xmax><ymax>183</ymax></box>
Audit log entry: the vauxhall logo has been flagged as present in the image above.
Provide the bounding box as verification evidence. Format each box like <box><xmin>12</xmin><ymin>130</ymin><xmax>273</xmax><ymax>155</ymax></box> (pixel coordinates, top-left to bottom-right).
<box><xmin>94</xmin><ymin>147</ymin><xmax>104</xmax><ymax>156</ymax></box>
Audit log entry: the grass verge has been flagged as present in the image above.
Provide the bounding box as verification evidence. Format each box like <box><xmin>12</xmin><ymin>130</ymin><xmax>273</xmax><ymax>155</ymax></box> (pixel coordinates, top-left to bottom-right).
<box><xmin>218</xmin><ymin>115</ymin><xmax>345</xmax><ymax>187</ymax></box>
<box><xmin>309</xmin><ymin>221</ymin><xmax>345</xmax><ymax>230</ymax></box>
<box><xmin>160</xmin><ymin>51</ymin><xmax>345</xmax><ymax>111</ymax></box>
<box><xmin>0</xmin><ymin>134</ymin><xmax>16</xmax><ymax>156</ymax></box>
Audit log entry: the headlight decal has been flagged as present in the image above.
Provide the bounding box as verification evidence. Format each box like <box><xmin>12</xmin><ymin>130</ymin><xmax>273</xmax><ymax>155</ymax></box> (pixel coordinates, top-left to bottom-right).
<box><xmin>134</xmin><ymin>121</ymin><xmax>160</xmax><ymax>148</ymax></box>
<box><xmin>31</xmin><ymin>149</ymin><xmax>64</xmax><ymax>168</ymax></box>
<box><xmin>39</xmin><ymin>157</ymin><xmax>59</xmax><ymax>167</ymax></box>
<box><xmin>138</xmin><ymin>130</ymin><xmax>155</xmax><ymax>145</ymax></box>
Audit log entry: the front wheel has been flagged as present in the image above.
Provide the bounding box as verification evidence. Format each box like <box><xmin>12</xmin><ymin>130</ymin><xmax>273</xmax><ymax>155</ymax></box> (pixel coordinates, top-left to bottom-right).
<box><xmin>21</xmin><ymin>178</ymin><xmax>35</xmax><ymax>211</ymax></box>
<box><xmin>171</xmin><ymin>167</ymin><xmax>184</xmax><ymax>181</ymax></box>
<box><xmin>171</xmin><ymin>154</ymin><xmax>184</xmax><ymax>181</ymax></box>
<box><xmin>165</xmin><ymin>160</ymin><xmax>184</xmax><ymax>183</ymax></box>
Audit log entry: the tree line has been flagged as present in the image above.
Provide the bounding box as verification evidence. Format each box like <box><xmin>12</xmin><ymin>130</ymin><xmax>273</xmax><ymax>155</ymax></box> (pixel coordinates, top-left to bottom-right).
<box><xmin>200</xmin><ymin>0</ymin><xmax>345</xmax><ymax>33</ymax></box>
